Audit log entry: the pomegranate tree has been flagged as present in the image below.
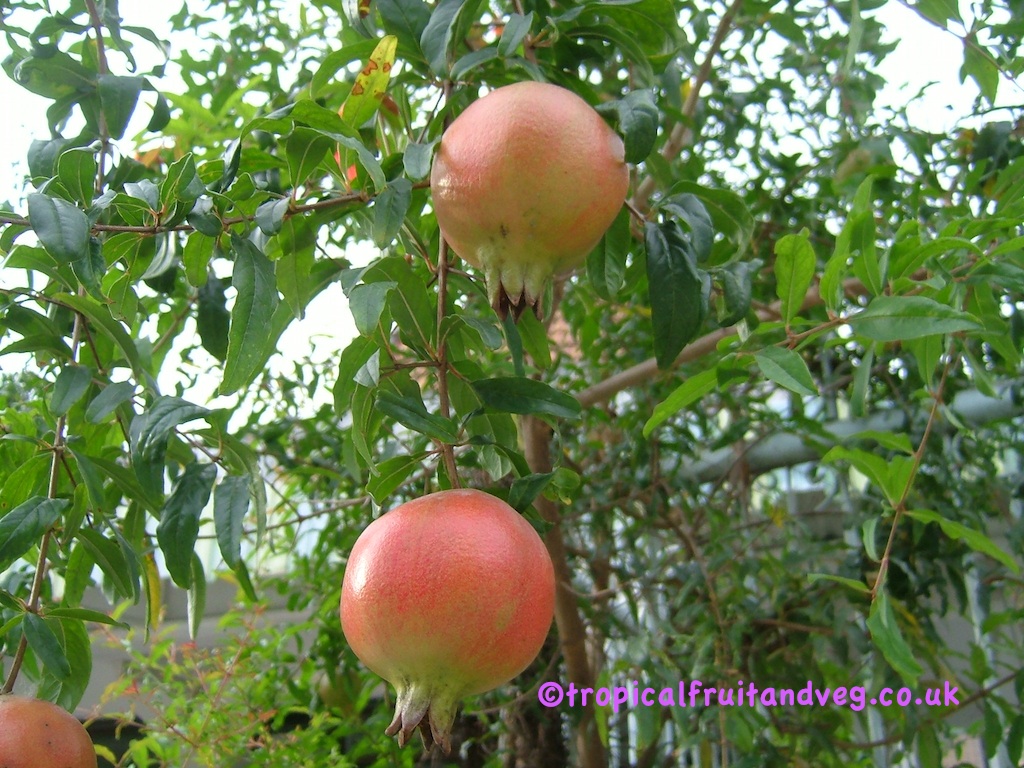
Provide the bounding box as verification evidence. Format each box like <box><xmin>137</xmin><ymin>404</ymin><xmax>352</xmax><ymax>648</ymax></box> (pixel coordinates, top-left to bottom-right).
<box><xmin>430</xmin><ymin>80</ymin><xmax>630</xmax><ymax>318</ymax></box>
<box><xmin>0</xmin><ymin>695</ymin><xmax>97</xmax><ymax>768</ymax></box>
<box><xmin>340</xmin><ymin>489</ymin><xmax>556</xmax><ymax>752</ymax></box>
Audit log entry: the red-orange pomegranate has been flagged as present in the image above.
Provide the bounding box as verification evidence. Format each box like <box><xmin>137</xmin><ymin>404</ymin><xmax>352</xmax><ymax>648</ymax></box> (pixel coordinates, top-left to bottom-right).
<box><xmin>340</xmin><ymin>488</ymin><xmax>555</xmax><ymax>752</ymax></box>
<box><xmin>0</xmin><ymin>694</ymin><xmax>97</xmax><ymax>768</ymax></box>
<box><xmin>430</xmin><ymin>81</ymin><xmax>630</xmax><ymax>318</ymax></box>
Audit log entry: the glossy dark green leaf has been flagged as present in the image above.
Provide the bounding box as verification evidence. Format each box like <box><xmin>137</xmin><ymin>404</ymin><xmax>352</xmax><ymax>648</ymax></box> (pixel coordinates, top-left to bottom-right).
<box><xmin>717</xmin><ymin>259</ymin><xmax>760</xmax><ymax>326</ymax></box>
<box><xmin>403</xmin><ymin>140</ymin><xmax>435</xmax><ymax>181</ymax></box>
<box><xmin>24</xmin><ymin>613</ymin><xmax>72</xmax><ymax>681</ymax></box>
<box><xmin>867</xmin><ymin>590</ymin><xmax>923</xmax><ymax>684</ymax></box>
<box><xmin>587</xmin><ymin>206</ymin><xmax>630</xmax><ymax>300</ymax></box>
<box><xmin>132</xmin><ymin>396</ymin><xmax>211</xmax><ymax>463</ymax></box>
<box><xmin>27</xmin><ymin>193</ymin><xmax>92</xmax><ymax>283</ymax></box>
<box><xmin>471</xmin><ymin>377</ymin><xmax>581</xmax><ymax>419</ymax></box>
<box><xmin>156</xmin><ymin>462</ymin><xmax>218</xmax><ymax>590</ymax></box>
<box><xmin>375</xmin><ymin>389</ymin><xmax>461</xmax><ymax>443</ymax></box>
<box><xmin>45</xmin><ymin>607</ymin><xmax>128</xmax><ymax>630</ymax></box>
<box><xmin>848</xmin><ymin>295</ymin><xmax>981</xmax><ymax>342</ymax></box>
<box><xmin>36</xmin><ymin>615</ymin><xmax>91</xmax><ymax>711</ymax></box>
<box><xmin>645</xmin><ymin>220</ymin><xmax>704</xmax><ymax>369</ymax></box>
<box><xmin>187</xmin><ymin>554</ymin><xmax>206</xmax><ymax>640</ymax></box>
<box><xmin>0</xmin><ymin>497</ymin><xmax>67</xmax><ymax>574</ymax></box>
<box><xmin>286</xmin><ymin>127</ymin><xmax>334</xmax><ymax>186</ymax></box>
<box><xmin>378</xmin><ymin>0</ymin><xmax>431</xmax><ymax>63</ymax></box>
<box><xmin>52</xmin><ymin>292</ymin><xmax>145</xmax><ymax>380</ymax></box>
<box><xmin>420</xmin><ymin>0</ymin><xmax>465</xmax><ymax>75</ymax></box>
<box><xmin>98</xmin><ymin>74</ymin><xmax>143</xmax><ymax>139</ymax></box>
<box><xmin>76</xmin><ymin>528</ymin><xmax>138</xmax><ymax>602</ymax></box>
<box><xmin>373</xmin><ymin>178</ymin><xmax>413</xmax><ymax>249</ymax></box>
<box><xmin>213</xmin><ymin>474</ymin><xmax>250</xmax><ymax>571</ymax></box>
<box><xmin>57</xmin><ymin>147</ymin><xmax>98</xmax><ymax>206</ymax></box>
<box><xmin>51</xmin><ymin>364</ymin><xmax>92</xmax><ymax>417</ymax></box>
<box><xmin>160</xmin><ymin>153</ymin><xmax>206</xmax><ymax>207</ymax></box>
<box><xmin>666</xmin><ymin>181</ymin><xmax>754</xmax><ymax>258</ymax></box>
<box><xmin>661</xmin><ymin>193</ymin><xmax>714</xmax><ymax>263</ymax></box>
<box><xmin>221</xmin><ymin>236</ymin><xmax>281</xmax><ymax>395</ymax></box>
<box><xmin>597</xmin><ymin>89</ymin><xmax>659</xmax><ymax>164</ymax></box>
<box><xmin>255</xmin><ymin>197</ymin><xmax>291</xmax><ymax>236</ymax></box>
<box><xmin>349</xmin><ymin>281</ymin><xmax>395</xmax><ymax>336</ymax></box>
<box><xmin>197</xmin><ymin>274</ymin><xmax>230</xmax><ymax>362</ymax></box>
<box><xmin>507</xmin><ymin>472</ymin><xmax>554</xmax><ymax>513</ymax></box>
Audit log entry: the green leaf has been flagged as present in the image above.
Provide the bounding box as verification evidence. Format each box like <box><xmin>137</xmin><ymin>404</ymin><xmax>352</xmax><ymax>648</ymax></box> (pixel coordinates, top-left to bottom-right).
<box><xmin>27</xmin><ymin>193</ymin><xmax>95</xmax><ymax>288</ymax></box>
<box><xmin>806</xmin><ymin>573</ymin><xmax>864</xmax><ymax>593</ymax></box>
<box><xmin>645</xmin><ymin>220</ymin><xmax>705</xmax><ymax>369</ymax></box>
<box><xmin>403</xmin><ymin>140</ymin><xmax>436</xmax><ymax>181</ymax></box>
<box><xmin>220</xmin><ymin>236</ymin><xmax>281</xmax><ymax>395</ymax></box>
<box><xmin>187</xmin><ymin>554</ymin><xmax>206</xmax><ymax>640</ymax></box>
<box><xmin>51</xmin><ymin>364</ymin><xmax>92</xmax><ymax>417</ymax></box>
<box><xmin>661</xmin><ymin>193</ymin><xmax>713</xmax><ymax>263</ymax></box>
<box><xmin>868</xmin><ymin>590</ymin><xmax>924</xmax><ymax>684</ymax></box>
<box><xmin>286</xmin><ymin>126</ymin><xmax>334</xmax><ymax>186</ymax></box>
<box><xmin>52</xmin><ymin>292</ymin><xmax>145</xmax><ymax>380</ymax></box>
<box><xmin>156</xmin><ymin>462</ymin><xmax>218</xmax><ymax>590</ymax></box>
<box><xmin>57</xmin><ymin>147</ymin><xmax>98</xmax><ymax>206</ymax></box>
<box><xmin>906</xmin><ymin>509</ymin><xmax>1020</xmax><ymax>573</ymax></box>
<box><xmin>375</xmin><ymin>388</ymin><xmax>461</xmax><ymax>444</ymax></box>
<box><xmin>471</xmin><ymin>377</ymin><xmax>581</xmax><ymax>419</ymax></box>
<box><xmin>378</xmin><ymin>0</ymin><xmax>431</xmax><ymax>63</ymax></box>
<box><xmin>754</xmin><ymin>346</ymin><xmax>818</xmax><ymax>397</ymax></box>
<box><xmin>372</xmin><ymin>178</ymin><xmax>413</xmax><ymax>249</ymax></box>
<box><xmin>24</xmin><ymin>613</ymin><xmax>72</xmax><ymax>681</ymax></box>
<box><xmin>160</xmin><ymin>154</ymin><xmax>206</xmax><ymax>208</ymax></box>
<box><xmin>717</xmin><ymin>259</ymin><xmax>760</xmax><ymax>326</ymax></box>
<box><xmin>508</xmin><ymin>472</ymin><xmax>554</xmax><ymax>512</ymax></box>
<box><xmin>44</xmin><ymin>607</ymin><xmax>128</xmax><ymax>630</ymax></box>
<box><xmin>498</xmin><ymin>12</ymin><xmax>534</xmax><ymax>55</ymax></box>
<box><xmin>848</xmin><ymin>295</ymin><xmax>981</xmax><ymax>342</ymax></box>
<box><xmin>666</xmin><ymin>182</ymin><xmax>753</xmax><ymax>258</ymax></box>
<box><xmin>213</xmin><ymin>475</ymin><xmax>250</xmax><ymax>572</ymax></box>
<box><xmin>0</xmin><ymin>497</ymin><xmax>67</xmax><ymax>573</ymax></box>
<box><xmin>774</xmin><ymin>231</ymin><xmax>816</xmax><ymax>325</ymax></box>
<box><xmin>960</xmin><ymin>41</ymin><xmax>999</xmax><ymax>105</ymax></box>
<box><xmin>36</xmin><ymin>615</ymin><xmax>91</xmax><ymax>711</ymax></box>
<box><xmin>420</xmin><ymin>0</ymin><xmax>465</xmax><ymax>75</ymax></box>
<box><xmin>132</xmin><ymin>396</ymin><xmax>211</xmax><ymax>463</ymax></box>
<box><xmin>197</xmin><ymin>274</ymin><xmax>231</xmax><ymax>362</ymax></box>
<box><xmin>597</xmin><ymin>89</ymin><xmax>659</xmax><ymax>164</ymax></box>
<box><xmin>349</xmin><ymin>281</ymin><xmax>395</xmax><ymax>336</ymax></box>
<box><xmin>366</xmin><ymin>453</ymin><xmax>427</xmax><ymax>504</ymax></box>
<box><xmin>76</xmin><ymin>528</ymin><xmax>138</xmax><ymax>602</ymax></box>
<box><xmin>644</xmin><ymin>368</ymin><xmax>718</xmax><ymax>437</ymax></box>
<box><xmin>587</xmin><ymin>206</ymin><xmax>630</xmax><ymax>301</ymax></box>
<box><xmin>98</xmin><ymin>74</ymin><xmax>143</xmax><ymax>139</ymax></box>
<box><xmin>85</xmin><ymin>380</ymin><xmax>136</xmax><ymax>424</ymax></box>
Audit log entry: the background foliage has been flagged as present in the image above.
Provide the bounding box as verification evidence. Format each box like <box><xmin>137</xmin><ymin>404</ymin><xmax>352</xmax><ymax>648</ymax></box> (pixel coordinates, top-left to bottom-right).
<box><xmin>1</xmin><ymin>0</ymin><xmax>1023</xmax><ymax>765</ymax></box>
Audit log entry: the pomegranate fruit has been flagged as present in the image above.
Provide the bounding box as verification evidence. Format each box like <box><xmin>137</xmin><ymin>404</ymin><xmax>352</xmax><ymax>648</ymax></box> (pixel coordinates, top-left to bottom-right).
<box><xmin>340</xmin><ymin>488</ymin><xmax>555</xmax><ymax>753</ymax></box>
<box><xmin>430</xmin><ymin>81</ymin><xmax>630</xmax><ymax>318</ymax></box>
<box><xmin>0</xmin><ymin>694</ymin><xmax>97</xmax><ymax>768</ymax></box>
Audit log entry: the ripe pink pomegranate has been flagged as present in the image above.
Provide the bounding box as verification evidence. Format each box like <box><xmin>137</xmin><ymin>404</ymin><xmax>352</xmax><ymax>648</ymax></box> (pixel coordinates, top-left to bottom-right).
<box><xmin>340</xmin><ymin>488</ymin><xmax>555</xmax><ymax>753</ymax></box>
<box><xmin>430</xmin><ymin>81</ymin><xmax>630</xmax><ymax>318</ymax></box>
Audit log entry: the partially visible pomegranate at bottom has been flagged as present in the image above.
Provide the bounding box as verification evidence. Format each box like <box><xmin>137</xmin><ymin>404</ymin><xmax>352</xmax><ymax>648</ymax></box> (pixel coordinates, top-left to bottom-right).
<box><xmin>340</xmin><ymin>488</ymin><xmax>556</xmax><ymax>753</ymax></box>
<box><xmin>0</xmin><ymin>694</ymin><xmax>97</xmax><ymax>768</ymax></box>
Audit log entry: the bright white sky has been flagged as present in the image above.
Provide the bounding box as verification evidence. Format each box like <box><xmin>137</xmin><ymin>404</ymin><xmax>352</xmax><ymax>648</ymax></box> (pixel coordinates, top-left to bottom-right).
<box><xmin>0</xmin><ymin>0</ymin><xmax>1019</xmax><ymax>404</ymax></box>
